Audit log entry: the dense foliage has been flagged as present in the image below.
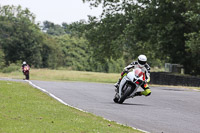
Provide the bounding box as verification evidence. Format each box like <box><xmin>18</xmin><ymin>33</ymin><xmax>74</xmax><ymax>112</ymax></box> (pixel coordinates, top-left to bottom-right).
<box><xmin>0</xmin><ymin>6</ymin><xmax>61</xmax><ymax>68</ymax></box>
<box><xmin>83</xmin><ymin>0</ymin><xmax>200</xmax><ymax>75</ymax></box>
<box><xmin>1</xmin><ymin>1</ymin><xmax>200</xmax><ymax>75</ymax></box>
<box><xmin>0</xmin><ymin>5</ymin><xmax>124</xmax><ymax>73</ymax></box>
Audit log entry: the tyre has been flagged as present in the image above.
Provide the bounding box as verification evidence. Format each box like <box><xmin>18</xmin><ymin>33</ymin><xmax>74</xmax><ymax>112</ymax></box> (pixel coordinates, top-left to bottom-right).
<box><xmin>26</xmin><ymin>74</ymin><xmax>29</xmax><ymax>80</ymax></box>
<box><xmin>25</xmin><ymin>71</ymin><xmax>29</xmax><ymax>80</ymax></box>
<box><xmin>118</xmin><ymin>84</ymin><xmax>134</xmax><ymax>104</ymax></box>
<box><xmin>113</xmin><ymin>93</ymin><xmax>119</xmax><ymax>103</ymax></box>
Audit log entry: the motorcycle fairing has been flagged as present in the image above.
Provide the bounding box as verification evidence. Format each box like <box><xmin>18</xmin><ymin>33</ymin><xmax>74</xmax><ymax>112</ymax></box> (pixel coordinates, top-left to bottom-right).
<box><xmin>118</xmin><ymin>69</ymin><xmax>143</xmax><ymax>98</ymax></box>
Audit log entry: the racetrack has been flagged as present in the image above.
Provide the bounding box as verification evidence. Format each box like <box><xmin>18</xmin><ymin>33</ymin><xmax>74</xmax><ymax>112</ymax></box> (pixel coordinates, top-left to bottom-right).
<box><xmin>2</xmin><ymin>79</ymin><xmax>200</xmax><ymax>133</ymax></box>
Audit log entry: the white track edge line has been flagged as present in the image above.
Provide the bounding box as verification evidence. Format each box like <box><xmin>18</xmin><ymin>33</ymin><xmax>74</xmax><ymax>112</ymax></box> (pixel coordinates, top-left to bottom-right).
<box><xmin>26</xmin><ymin>80</ymin><xmax>149</xmax><ymax>133</ymax></box>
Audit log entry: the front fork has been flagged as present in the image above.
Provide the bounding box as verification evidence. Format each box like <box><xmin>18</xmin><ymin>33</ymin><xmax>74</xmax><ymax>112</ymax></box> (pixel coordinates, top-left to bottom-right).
<box><xmin>123</xmin><ymin>83</ymin><xmax>138</xmax><ymax>99</ymax></box>
<box><xmin>118</xmin><ymin>77</ymin><xmax>128</xmax><ymax>97</ymax></box>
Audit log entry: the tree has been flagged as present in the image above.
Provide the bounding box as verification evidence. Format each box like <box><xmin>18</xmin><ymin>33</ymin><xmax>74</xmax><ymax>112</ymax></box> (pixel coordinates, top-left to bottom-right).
<box><xmin>85</xmin><ymin>14</ymin><xmax>127</xmax><ymax>61</ymax></box>
<box><xmin>53</xmin><ymin>34</ymin><xmax>91</xmax><ymax>71</ymax></box>
<box><xmin>0</xmin><ymin>48</ymin><xmax>5</xmax><ymax>68</ymax></box>
<box><xmin>62</xmin><ymin>20</ymin><xmax>88</xmax><ymax>37</ymax></box>
<box><xmin>0</xmin><ymin>5</ymin><xmax>61</xmax><ymax>68</ymax></box>
<box><xmin>185</xmin><ymin>32</ymin><xmax>200</xmax><ymax>75</ymax></box>
<box><xmin>42</xmin><ymin>21</ymin><xmax>65</xmax><ymax>36</ymax></box>
<box><xmin>0</xmin><ymin>5</ymin><xmax>42</xmax><ymax>66</ymax></box>
<box><xmin>83</xmin><ymin>0</ymin><xmax>200</xmax><ymax>74</ymax></box>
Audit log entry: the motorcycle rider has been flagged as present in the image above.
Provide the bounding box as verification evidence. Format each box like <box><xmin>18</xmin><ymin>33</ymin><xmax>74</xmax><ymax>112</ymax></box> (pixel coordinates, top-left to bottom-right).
<box><xmin>21</xmin><ymin>61</ymin><xmax>30</xmax><ymax>76</ymax></box>
<box><xmin>114</xmin><ymin>55</ymin><xmax>151</xmax><ymax>97</ymax></box>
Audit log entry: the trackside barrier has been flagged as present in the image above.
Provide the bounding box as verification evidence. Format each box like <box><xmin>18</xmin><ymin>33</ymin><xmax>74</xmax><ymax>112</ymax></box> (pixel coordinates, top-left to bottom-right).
<box><xmin>150</xmin><ymin>72</ymin><xmax>200</xmax><ymax>87</ymax></box>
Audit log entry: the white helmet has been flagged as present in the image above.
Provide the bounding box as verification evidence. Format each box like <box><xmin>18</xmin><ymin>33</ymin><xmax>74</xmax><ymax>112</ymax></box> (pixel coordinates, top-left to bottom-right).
<box><xmin>138</xmin><ymin>55</ymin><xmax>147</xmax><ymax>67</ymax></box>
<box><xmin>23</xmin><ymin>61</ymin><xmax>26</xmax><ymax>65</ymax></box>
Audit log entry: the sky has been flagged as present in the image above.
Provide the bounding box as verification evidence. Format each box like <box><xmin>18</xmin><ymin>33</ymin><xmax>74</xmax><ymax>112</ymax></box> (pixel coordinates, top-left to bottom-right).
<box><xmin>0</xmin><ymin>0</ymin><xmax>103</xmax><ymax>24</ymax></box>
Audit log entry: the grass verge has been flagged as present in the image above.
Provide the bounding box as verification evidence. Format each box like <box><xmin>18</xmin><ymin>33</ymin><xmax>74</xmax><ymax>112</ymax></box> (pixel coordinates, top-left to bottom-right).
<box><xmin>0</xmin><ymin>69</ymin><xmax>119</xmax><ymax>83</ymax></box>
<box><xmin>0</xmin><ymin>80</ymin><xmax>142</xmax><ymax>133</ymax></box>
<box><xmin>0</xmin><ymin>68</ymin><xmax>199</xmax><ymax>90</ymax></box>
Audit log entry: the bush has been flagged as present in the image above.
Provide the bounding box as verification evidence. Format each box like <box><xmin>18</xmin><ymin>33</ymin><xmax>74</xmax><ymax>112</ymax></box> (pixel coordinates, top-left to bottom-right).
<box><xmin>0</xmin><ymin>49</ymin><xmax>5</xmax><ymax>69</ymax></box>
<box><xmin>2</xmin><ymin>63</ymin><xmax>20</xmax><ymax>73</ymax></box>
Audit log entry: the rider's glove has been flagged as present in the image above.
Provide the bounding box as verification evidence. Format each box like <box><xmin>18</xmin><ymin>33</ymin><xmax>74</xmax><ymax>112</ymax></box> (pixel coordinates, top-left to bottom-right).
<box><xmin>146</xmin><ymin>77</ymin><xmax>150</xmax><ymax>83</ymax></box>
<box><xmin>123</xmin><ymin>68</ymin><xmax>128</xmax><ymax>72</ymax></box>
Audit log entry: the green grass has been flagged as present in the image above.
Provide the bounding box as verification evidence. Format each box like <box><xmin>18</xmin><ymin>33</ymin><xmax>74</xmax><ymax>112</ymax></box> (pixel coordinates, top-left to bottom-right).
<box><xmin>0</xmin><ymin>68</ymin><xmax>120</xmax><ymax>83</ymax></box>
<box><xmin>0</xmin><ymin>80</ymin><xmax>142</xmax><ymax>133</ymax></box>
<box><xmin>0</xmin><ymin>69</ymin><xmax>200</xmax><ymax>90</ymax></box>
<box><xmin>0</xmin><ymin>69</ymin><xmax>199</xmax><ymax>132</ymax></box>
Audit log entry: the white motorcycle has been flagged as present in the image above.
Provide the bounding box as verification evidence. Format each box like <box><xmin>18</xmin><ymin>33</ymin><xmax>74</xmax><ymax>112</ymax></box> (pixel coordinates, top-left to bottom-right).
<box><xmin>113</xmin><ymin>68</ymin><xmax>145</xmax><ymax>104</ymax></box>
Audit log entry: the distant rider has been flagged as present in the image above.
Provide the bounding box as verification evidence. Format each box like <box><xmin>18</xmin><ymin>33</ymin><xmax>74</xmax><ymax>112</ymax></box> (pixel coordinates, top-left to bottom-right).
<box><xmin>114</xmin><ymin>55</ymin><xmax>151</xmax><ymax>97</ymax></box>
<box><xmin>21</xmin><ymin>61</ymin><xmax>30</xmax><ymax>75</ymax></box>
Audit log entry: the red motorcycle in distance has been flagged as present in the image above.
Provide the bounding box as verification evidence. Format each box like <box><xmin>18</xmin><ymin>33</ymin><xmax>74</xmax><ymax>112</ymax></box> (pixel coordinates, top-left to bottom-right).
<box><xmin>23</xmin><ymin>65</ymin><xmax>30</xmax><ymax>80</ymax></box>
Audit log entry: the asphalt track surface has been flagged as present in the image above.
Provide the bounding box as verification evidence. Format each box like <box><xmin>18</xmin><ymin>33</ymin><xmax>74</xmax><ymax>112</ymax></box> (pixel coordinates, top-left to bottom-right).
<box><xmin>1</xmin><ymin>79</ymin><xmax>200</xmax><ymax>133</ymax></box>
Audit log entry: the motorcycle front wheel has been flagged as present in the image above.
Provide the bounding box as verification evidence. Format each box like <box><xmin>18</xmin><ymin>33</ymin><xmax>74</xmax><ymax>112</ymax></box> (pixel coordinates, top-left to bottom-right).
<box><xmin>113</xmin><ymin>93</ymin><xmax>119</xmax><ymax>103</ymax></box>
<box><xmin>118</xmin><ymin>84</ymin><xmax>134</xmax><ymax>104</ymax></box>
<box><xmin>24</xmin><ymin>71</ymin><xmax>29</xmax><ymax>80</ymax></box>
<box><xmin>26</xmin><ymin>74</ymin><xmax>29</xmax><ymax>80</ymax></box>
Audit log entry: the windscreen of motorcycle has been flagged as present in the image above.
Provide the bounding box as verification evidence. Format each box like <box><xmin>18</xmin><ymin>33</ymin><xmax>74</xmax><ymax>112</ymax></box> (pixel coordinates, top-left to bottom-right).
<box><xmin>24</xmin><ymin>66</ymin><xmax>30</xmax><ymax>71</ymax></box>
<box><xmin>134</xmin><ymin>68</ymin><xmax>143</xmax><ymax>78</ymax></box>
<box><xmin>127</xmin><ymin>68</ymin><xmax>144</xmax><ymax>82</ymax></box>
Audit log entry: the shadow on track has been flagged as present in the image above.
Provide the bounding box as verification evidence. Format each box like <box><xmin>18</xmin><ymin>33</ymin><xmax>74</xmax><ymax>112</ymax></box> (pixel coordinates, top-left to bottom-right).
<box><xmin>109</xmin><ymin>102</ymin><xmax>149</xmax><ymax>106</ymax></box>
<box><xmin>162</xmin><ymin>88</ymin><xmax>184</xmax><ymax>91</ymax></box>
<box><xmin>121</xmin><ymin>103</ymin><xmax>149</xmax><ymax>106</ymax></box>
